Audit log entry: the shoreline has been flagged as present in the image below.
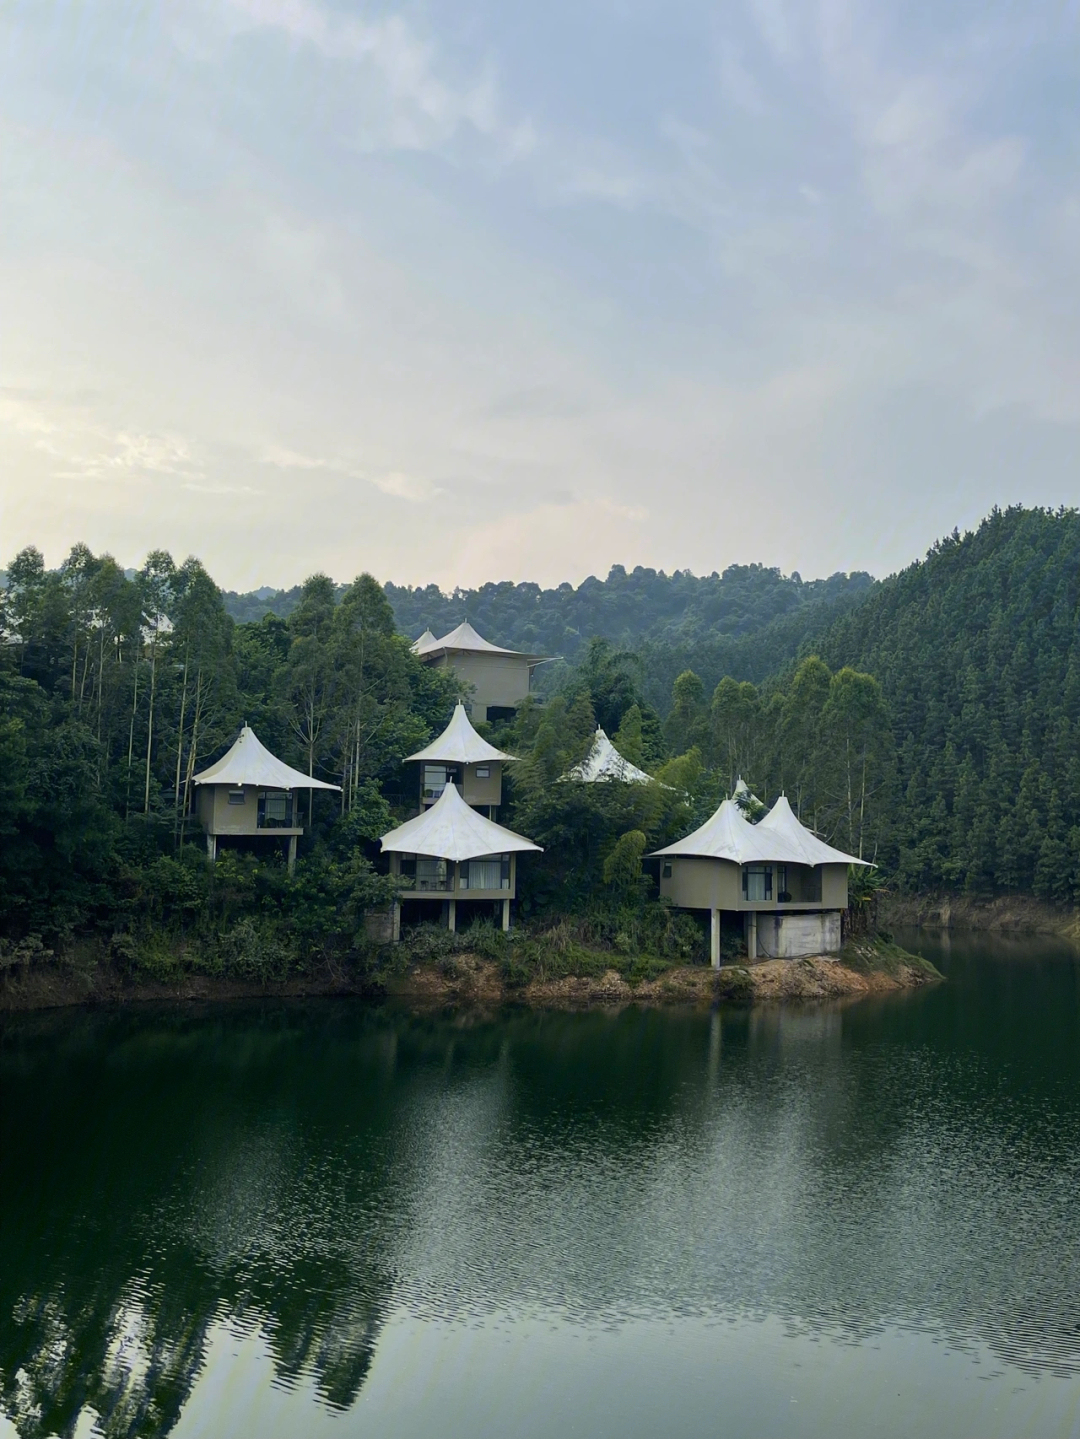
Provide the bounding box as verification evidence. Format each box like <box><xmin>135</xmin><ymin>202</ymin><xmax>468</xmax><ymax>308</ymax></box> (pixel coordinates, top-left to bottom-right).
<box><xmin>0</xmin><ymin>938</ymin><xmax>941</xmax><ymax>1014</ymax></box>
<box><xmin>882</xmin><ymin>892</ymin><xmax>1080</xmax><ymax>941</ymax></box>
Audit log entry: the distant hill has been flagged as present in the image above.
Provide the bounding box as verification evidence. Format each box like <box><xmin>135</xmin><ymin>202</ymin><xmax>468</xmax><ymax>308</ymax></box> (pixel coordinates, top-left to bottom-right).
<box><xmin>223</xmin><ymin>564</ymin><xmax>877</xmax><ymax>704</ymax></box>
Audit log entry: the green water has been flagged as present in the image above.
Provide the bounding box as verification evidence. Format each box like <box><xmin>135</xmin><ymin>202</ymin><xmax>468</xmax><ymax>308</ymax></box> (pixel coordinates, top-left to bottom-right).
<box><xmin>3</xmin><ymin>934</ymin><xmax>1080</xmax><ymax>1438</ymax></box>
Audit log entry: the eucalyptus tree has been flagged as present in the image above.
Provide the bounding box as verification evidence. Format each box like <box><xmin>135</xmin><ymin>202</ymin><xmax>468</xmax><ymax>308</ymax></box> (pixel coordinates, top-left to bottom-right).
<box><xmin>168</xmin><ymin>559</ymin><xmax>236</xmax><ymax>842</ymax></box>
<box><xmin>286</xmin><ymin>575</ymin><xmax>338</xmax><ymax>821</ymax></box>
<box><xmin>708</xmin><ymin>676</ymin><xmax>762</xmax><ymax>793</ymax></box>
<box><xmin>331</xmin><ymin>574</ymin><xmax>429</xmax><ymax>812</ymax></box>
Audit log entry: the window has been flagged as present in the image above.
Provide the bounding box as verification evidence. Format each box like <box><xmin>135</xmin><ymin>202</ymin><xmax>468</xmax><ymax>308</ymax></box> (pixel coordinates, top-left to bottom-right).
<box><xmin>422</xmin><ymin>765</ymin><xmax>460</xmax><ymax>801</ymax></box>
<box><xmin>462</xmin><ymin>855</ymin><xmax>508</xmax><ymax>891</ymax></box>
<box><xmin>662</xmin><ymin>861</ymin><xmax>672</xmax><ymax>878</ymax></box>
<box><xmin>474</xmin><ymin>766</ymin><xmax>490</xmax><ymax>779</ymax></box>
<box><xmin>258</xmin><ymin>790</ymin><xmax>292</xmax><ymax>827</ymax></box>
<box><xmin>416</xmin><ymin>857</ymin><xmax>449</xmax><ymax>891</ymax></box>
<box><xmin>228</xmin><ymin>789</ymin><xmax>246</xmax><ymax>806</ymax></box>
<box><xmin>743</xmin><ymin>865</ymin><xmax>773</xmax><ymax>902</ymax></box>
<box><xmin>776</xmin><ymin>865</ymin><xmax>790</xmax><ymax>903</ymax></box>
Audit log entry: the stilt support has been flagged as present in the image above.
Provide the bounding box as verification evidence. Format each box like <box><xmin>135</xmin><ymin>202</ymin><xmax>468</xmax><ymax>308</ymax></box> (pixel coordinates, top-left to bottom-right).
<box><xmin>207</xmin><ymin>834</ymin><xmax>217</xmax><ymax>863</ymax></box>
<box><xmin>748</xmin><ymin>911</ymin><xmax>758</xmax><ymax>961</ymax></box>
<box><xmin>448</xmin><ymin>899</ymin><xmax>457</xmax><ymax>934</ymax></box>
<box><xmin>392</xmin><ymin>900</ymin><xmax>401</xmax><ymax>943</ymax></box>
<box><xmin>287</xmin><ymin>834</ymin><xmax>298</xmax><ymax>876</ymax></box>
<box><xmin>710</xmin><ymin>908</ymin><xmax>721</xmax><ymax>969</ymax></box>
<box><xmin>501</xmin><ymin>898</ymin><xmax>510</xmax><ymax>933</ymax></box>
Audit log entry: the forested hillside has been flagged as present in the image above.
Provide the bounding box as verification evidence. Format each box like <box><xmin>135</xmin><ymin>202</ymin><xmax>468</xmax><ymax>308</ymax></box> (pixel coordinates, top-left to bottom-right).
<box><xmin>1</xmin><ymin>506</ymin><xmax>1078</xmax><ymax>980</ymax></box>
<box><xmin>813</xmin><ymin>507</ymin><xmax>1080</xmax><ymax>896</ymax></box>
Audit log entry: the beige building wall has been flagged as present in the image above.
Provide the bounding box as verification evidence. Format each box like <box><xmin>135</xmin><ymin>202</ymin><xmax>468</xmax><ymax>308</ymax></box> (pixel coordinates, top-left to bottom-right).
<box><xmin>821</xmin><ymin>864</ymin><xmax>849</xmax><ymax>909</ymax></box>
<box><xmin>659</xmin><ymin>856</ymin><xmax>741</xmax><ymax>909</ymax></box>
<box><xmin>197</xmin><ymin>784</ymin><xmax>302</xmax><ymax>836</ymax></box>
<box><xmin>461</xmin><ymin>763</ymin><xmax>503</xmax><ymax>808</ymax></box>
<box><xmin>430</xmin><ymin>652</ymin><xmax>532</xmax><ymax>718</ymax></box>
<box><xmin>660</xmin><ymin>856</ymin><xmax>850</xmax><ymax>913</ymax></box>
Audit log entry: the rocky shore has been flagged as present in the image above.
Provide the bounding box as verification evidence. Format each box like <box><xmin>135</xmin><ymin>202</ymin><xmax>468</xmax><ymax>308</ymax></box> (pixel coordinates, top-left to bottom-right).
<box><xmin>1</xmin><ymin>938</ymin><xmax>939</xmax><ymax>1013</ymax></box>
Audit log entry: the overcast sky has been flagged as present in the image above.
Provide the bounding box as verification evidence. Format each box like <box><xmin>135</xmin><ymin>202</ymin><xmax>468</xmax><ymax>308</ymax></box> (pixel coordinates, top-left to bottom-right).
<box><xmin>2</xmin><ymin>0</ymin><xmax>1079</xmax><ymax>592</ymax></box>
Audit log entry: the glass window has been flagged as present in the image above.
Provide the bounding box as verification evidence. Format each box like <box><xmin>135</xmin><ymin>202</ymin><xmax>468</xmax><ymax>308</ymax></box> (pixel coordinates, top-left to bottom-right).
<box><xmin>662</xmin><ymin>861</ymin><xmax>672</xmax><ymax>878</ymax></box>
<box><xmin>464</xmin><ymin>858</ymin><xmax>501</xmax><ymax>891</ymax></box>
<box><xmin>743</xmin><ymin>865</ymin><xmax>773</xmax><ymax>902</ymax></box>
<box><xmin>228</xmin><ymin>789</ymin><xmax>246</xmax><ymax>806</ymax></box>
<box><xmin>262</xmin><ymin>791</ymin><xmax>290</xmax><ymax>823</ymax></box>
<box><xmin>474</xmin><ymin>766</ymin><xmax>490</xmax><ymax>778</ymax></box>
<box><xmin>423</xmin><ymin>765</ymin><xmax>460</xmax><ymax>801</ymax></box>
<box><xmin>416</xmin><ymin>858</ymin><xmax>448</xmax><ymax>891</ymax></box>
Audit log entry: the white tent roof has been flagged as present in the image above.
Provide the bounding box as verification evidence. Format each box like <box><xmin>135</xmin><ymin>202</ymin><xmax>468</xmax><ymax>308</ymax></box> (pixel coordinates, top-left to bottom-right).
<box><xmin>406</xmin><ymin>703</ymin><xmax>515</xmax><ymax>765</ymax></box>
<box><xmin>652</xmin><ymin>798</ymin><xmax>781</xmax><ymax>863</ymax></box>
<box><xmin>562</xmin><ymin>727</ymin><xmax>653</xmax><ymax>784</ymax></box>
<box><xmin>192</xmin><ymin>726</ymin><xmax>341</xmax><ymax>791</ymax></box>
<box><xmin>732</xmin><ymin>777</ymin><xmax>763</xmax><ymax>811</ymax></box>
<box><xmin>652</xmin><ymin>795</ymin><xmax>868</xmax><ymax>866</ymax></box>
<box><xmin>755</xmin><ymin>794</ymin><xmax>871</xmax><ymax>867</ymax></box>
<box><xmin>414</xmin><ymin>619</ymin><xmax>546</xmax><ymax>662</ymax></box>
<box><xmin>380</xmin><ymin>781</ymin><xmax>541</xmax><ymax>861</ymax></box>
<box><xmin>411</xmin><ymin>629</ymin><xmax>436</xmax><ymax>653</ymax></box>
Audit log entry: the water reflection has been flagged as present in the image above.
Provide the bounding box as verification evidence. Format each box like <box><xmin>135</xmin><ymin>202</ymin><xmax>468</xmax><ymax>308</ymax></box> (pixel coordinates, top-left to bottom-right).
<box><xmin>2</xmin><ymin>943</ymin><xmax>1080</xmax><ymax>1437</ymax></box>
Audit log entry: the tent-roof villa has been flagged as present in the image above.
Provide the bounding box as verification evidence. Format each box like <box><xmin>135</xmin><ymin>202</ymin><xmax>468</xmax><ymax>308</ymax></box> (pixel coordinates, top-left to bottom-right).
<box><xmin>192</xmin><ymin>725</ymin><xmax>340</xmax><ymax>872</ymax></box>
<box><xmin>380</xmin><ymin>780</ymin><xmax>541</xmax><ymax>938</ymax></box>
<box><xmin>652</xmin><ymin>792</ymin><xmax>870</xmax><ymax>967</ymax></box>
<box><xmin>405</xmin><ymin>702</ymin><xmax>515</xmax><ymax>816</ymax></box>
<box><xmin>562</xmin><ymin>727</ymin><xmax>653</xmax><ymax>784</ymax></box>
<box><xmin>412</xmin><ymin>620</ymin><xmax>550</xmax><ymax>723</ymax></box>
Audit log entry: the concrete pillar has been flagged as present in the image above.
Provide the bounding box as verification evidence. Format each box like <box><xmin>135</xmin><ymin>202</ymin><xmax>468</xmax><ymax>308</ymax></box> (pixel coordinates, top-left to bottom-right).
<box><xmin>448</xmin><ymin>899</ymin><xmax>457</xmax><ymax>933</ymax></box>
<box><xmin>392</xmin><ymin>900</ymin><xmax>401</xmax><ymax>943</ymax></box>
<box><xmin>206</xmin><ymin>834</ymin><xmax>217</xmax><ymax>863</ymax></box>
<box><xmin>710</xmin><ymin>908</ymin><xmax>721</xmax><ymax>969</ymax></box>
<box><xmin>287</xmin><ymin>834</ymin><xmax>297</xmax><ymax>876</ymax></box>
<box><xmin>748</xmin><ymin>911</ymin><xmax>758</xmax><ymax>961</ymax></box>
<box><xmin>501</xmin><ymin>898</ymin><xmax>510</xmax><ymax>932</ymax></box>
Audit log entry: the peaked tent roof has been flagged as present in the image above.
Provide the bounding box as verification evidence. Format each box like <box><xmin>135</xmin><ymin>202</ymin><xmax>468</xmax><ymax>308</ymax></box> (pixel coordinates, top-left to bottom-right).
<box><xmin>406</xmin><ymin>703</ymin><xmax>515</xmax><ymax>765</ymax></box>
<box><xmin>380</xmin><ymin>781</ymin><xmax>541</xmax><ymax>861</ymax></box>
<box><xmin>651</xmin><ymin>798</ymin><xmax>780</xmax><ymax>863</ymax></box>
<box><xmin>562</xmin><ymin>727</ymin><xmax>653</xmax><ymax>784</ymax></box>
<box><xmin>732</xmin><ymin>777</ymin><xmax>763</xmax><ymax>811</ymax></box>
<box><xmin>652</xmin><ymin>795</ymin><xmax>869</xmax><ymax>866</ymax></box>
<box><xmin>413</xmin><ymin>620</ymin><xmax>548</xmax><ymax>663</ymax></box>
<box><xmin>755</xmin><ymin>794</ymin><xmax>871</xmax><ymax>867</ymax></box>
<box><xmin>411</xmin><ymin>629</ymin><xmax>437</xmax><ymax>653</ymax></box>
<box><xmin>193</xmin><ymin>726</ymin><xmax>341</xmax><ymax>791</ymax></box>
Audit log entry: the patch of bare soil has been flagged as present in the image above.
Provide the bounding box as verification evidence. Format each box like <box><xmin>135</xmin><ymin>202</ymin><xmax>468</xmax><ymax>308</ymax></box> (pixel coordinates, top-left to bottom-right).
<box><xmin>391</xmin><ymin>951</ymin><xmax>937</xmax><ymax>1009</ymax></box>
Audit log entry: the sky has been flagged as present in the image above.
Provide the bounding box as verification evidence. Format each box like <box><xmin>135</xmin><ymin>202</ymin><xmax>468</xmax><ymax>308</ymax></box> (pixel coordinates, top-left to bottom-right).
<box><xmin>2</xmin><ymin>0</ymin><xmax>1080</xmax><ymax>593</ymax></box>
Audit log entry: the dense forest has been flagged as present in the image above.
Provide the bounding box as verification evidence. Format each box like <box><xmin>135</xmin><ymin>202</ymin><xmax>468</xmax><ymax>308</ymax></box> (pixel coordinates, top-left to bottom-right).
<box><xmin>1</xmin><ymin>506</ymin><xmax>1077</xmax><ymax>982</ymax></box>
<box><xmin>224</xmin><ymin>564</ymin><xmax>876</xmax><ymax>704</ymax></box>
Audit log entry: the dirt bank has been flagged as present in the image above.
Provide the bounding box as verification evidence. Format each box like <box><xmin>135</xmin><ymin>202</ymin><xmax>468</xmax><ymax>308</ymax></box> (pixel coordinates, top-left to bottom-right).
<box><xmin>0</xmin><ymin>940</ymin><xmax>940</xmax><ymax>1014</ymax></box>
<box><xmin>883</xmin><ymin>892</ymin><xmax>1080</xmax><ymax>941</ymax></box>
<box><xmin>386</xmin><ymin>941</ymin><xmax>941</xmax><ymax>1010</ymax></box>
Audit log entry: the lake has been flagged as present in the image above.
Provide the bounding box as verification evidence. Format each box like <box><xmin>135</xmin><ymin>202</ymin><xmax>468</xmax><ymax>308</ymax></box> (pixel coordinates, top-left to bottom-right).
<box><xmin>3</xmin><ymin>933</ymin><xmax>1080</xmax><ymax>1438</ymax></box>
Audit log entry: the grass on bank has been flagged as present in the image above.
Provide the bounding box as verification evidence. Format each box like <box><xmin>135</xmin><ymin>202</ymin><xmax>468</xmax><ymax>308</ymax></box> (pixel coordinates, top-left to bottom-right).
<box><xmin>839</xmin><ymin>935</ymin><xmax>944</xmax><ymax>982</ymax></box>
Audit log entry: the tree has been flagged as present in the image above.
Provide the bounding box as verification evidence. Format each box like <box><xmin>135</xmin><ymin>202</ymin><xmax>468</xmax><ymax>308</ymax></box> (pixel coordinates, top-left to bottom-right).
<box><xmin>819</xmin><ymin>667</ymin><xmax>892</xmax><ymax>859</ymax></box>
<box><xmin>665</xmin><ymin>670</ymin><xmax>706</xmax><ymax>754</ymax></box>
<box><xmin>287</xmin><ymin>575</ymin><xmax>338</xmax><ymax>819</ymax></box>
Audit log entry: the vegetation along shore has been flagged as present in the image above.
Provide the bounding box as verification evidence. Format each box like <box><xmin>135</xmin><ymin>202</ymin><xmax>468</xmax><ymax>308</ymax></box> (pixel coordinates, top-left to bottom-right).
<box><xmin>2</xmin><ymin>504</ymin><xmax>1079</xmax><ymax>1011</ymax></box>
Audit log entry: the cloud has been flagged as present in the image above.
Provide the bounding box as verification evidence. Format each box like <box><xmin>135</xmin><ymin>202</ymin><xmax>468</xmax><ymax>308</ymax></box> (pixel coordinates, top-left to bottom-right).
<box><xmin>223</xmin><ymin>0</ymin><xmax>534</xmax><ymax>158</ymax></box>
<box><xmin>256</xmin><ymin>447</ymin><xmax>437</xmax><ymax>502</ymax></box>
